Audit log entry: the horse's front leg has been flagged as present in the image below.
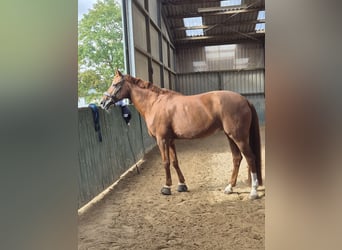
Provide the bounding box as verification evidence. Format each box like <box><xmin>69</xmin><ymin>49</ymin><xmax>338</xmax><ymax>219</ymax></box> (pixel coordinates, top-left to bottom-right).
<box><xmin>169</xmin><ymin>140</ymin><xmax>188</xmax><ymax>192</ymax></box>
<box><xmin>156</xmin><ymin>137</ymin><xmax>172</xmax><ymax>195</ymax></box>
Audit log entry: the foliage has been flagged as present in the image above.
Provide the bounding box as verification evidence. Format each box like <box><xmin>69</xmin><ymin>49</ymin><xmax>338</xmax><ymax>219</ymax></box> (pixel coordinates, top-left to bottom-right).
<box><xmin>78</xmin><ymin>68</ymin><xmax>102</xmax><ymax>104</ymax></box>
<box><xmin>78</xmin><ymin>0</ymin><xmax>124</xmax><ymax>105</ymax></box>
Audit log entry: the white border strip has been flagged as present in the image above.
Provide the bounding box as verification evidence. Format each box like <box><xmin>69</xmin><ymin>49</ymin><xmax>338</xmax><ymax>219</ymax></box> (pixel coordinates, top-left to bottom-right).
<box><xmin>78</xmin><ymin>159</ymin><xmax>145</xmax><ymax>216</ymax></box>
<box><xmin>127</xmin><ymin>0</ymin><xmax>136</xmax><ymax>76</ymax></box>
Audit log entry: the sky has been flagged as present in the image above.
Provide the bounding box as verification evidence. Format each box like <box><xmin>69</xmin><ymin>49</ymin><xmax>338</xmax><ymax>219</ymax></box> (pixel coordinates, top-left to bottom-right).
<box><xmin>78</xmin><ymin>0</ymin><xmax>98</xmax><ymax>21</ymax></box>
<box><xmin>78</xmin><ymin>0</ymin><xmax>121</xmax><ymax>21</ymax></box>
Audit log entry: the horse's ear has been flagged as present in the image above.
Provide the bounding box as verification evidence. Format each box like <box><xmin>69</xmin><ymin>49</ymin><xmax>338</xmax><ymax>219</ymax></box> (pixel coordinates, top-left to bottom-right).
<box><xmin>115</xmin><ymin>69</ymin><xmax>123</xmax><ymax>77</ymax></box>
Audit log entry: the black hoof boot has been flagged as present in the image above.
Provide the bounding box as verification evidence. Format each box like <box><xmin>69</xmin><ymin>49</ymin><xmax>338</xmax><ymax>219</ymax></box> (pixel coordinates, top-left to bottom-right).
<box><xmin>177</xmin><ymin>184</ymin><xmax>188</xmax><ymax>192</ymax></box>
<box><xmin>161</xmin><ymin>186</ymin><xmax>171</xmax><ymax>195</ymax></box>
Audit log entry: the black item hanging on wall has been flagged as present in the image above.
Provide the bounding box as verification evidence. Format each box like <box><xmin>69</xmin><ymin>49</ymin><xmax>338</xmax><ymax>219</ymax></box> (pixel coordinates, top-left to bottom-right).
<box><xmin>88</xmin><ymin>103</ymin><xmax>102</xmax><ymax>142</ymax></box>
<box><xmin>121</xmin><ymin>105</ymin><xmax>131</xmax><ymax>125</ymax></box>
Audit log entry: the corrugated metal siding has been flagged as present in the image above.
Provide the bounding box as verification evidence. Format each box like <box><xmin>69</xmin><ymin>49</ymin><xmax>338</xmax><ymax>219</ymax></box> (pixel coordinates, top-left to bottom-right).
<box><xmin>176</xmin><ymin>72</ymin><xmax>220</xmax><ymax>95</ymax></box>
<box><xmin>78</xmin><ymin>106</ymin><xmax>156</xmax><ymax>208</ymax></box>
<box><xmin>222</xmin><ymin>69</ymin><xmax>264</xmax><ymax>94</ymax></box>
<box><xmin>176</xmin><ymin>69</ymin><xmax>264</xmax><ymax>94</ymax></box>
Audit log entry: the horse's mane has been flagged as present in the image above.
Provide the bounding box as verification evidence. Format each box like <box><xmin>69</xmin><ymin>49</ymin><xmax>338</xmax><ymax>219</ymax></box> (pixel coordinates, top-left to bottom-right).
<box><xmin>128</xmin><ymin>75</ymin><xmax>182</xmax><ymax>96</ymax></box>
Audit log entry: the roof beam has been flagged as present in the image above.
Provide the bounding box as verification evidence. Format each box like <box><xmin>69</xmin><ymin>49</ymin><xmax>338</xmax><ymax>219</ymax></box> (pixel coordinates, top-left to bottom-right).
<box><xmin>175</xmin><ymin>32</ymin><xmax>264</xmax><ymax>43</ymax></box>
<box><xmin>197</xmin><ymin>5</ymin><xmax>248</xmax><ymax>14</ymax></box>
<box><xmin>200</xmin><ymin>8</ymin><xmax>258</xmax><ymax>16</ymax></box>
<box><xmin>175</xmin><ymin>37</ymin><xmax>264</xmax><ymax>48</ymax></box>
<box><xmin>162</xmin><ymin>0</ymin><xmax>219</xmax><ymax>5</ymax></box>
<box><xmin>166</xmin><ymin>8</ymin><xmax>259</xmax><ymax>19</ymax></box>
<box><xmin>173</xmin><ymin>20</ymin><xmax>264</xmax><ymax>31</ymax></box>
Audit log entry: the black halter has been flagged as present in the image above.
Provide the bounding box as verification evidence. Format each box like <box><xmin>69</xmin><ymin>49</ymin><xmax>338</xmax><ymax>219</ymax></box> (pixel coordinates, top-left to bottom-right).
<box><xmin>104</xmin><ymin>77</ymin><xmax>125</xmax><ymax>100</ymax></box>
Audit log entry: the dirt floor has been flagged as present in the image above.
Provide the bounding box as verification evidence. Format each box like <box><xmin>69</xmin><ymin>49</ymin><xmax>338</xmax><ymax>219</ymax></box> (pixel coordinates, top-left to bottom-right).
<box><xmin>79</xmin><ymin>127</ymin><xmax>265</xmax><ymax>250</ymax></box>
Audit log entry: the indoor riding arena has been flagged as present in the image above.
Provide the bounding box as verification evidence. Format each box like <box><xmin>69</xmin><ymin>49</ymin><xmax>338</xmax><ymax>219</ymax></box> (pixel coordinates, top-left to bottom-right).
<box><xmin>78</xmin><ymin>0</ymin><xmax>265</xmax><ymax>249</ymax></box>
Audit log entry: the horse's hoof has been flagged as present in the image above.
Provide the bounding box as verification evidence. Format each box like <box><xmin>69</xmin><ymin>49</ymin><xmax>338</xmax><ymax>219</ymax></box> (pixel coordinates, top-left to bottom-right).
<box><xmin>177</xmin><ymin>184</ymin><xmax>188</xmax><ymax>192</ymax></box>
<box><xmin>249</xmin><ymin>190</ymin><xmax>259</xmax><ymax>200</ymax></box>
<box><xmin>161</xmin><ymin>186</ymin><xmax>171</xmax><ymax>195</ymax></box>
<box><xmin>249</xmin><ymin>194</ymin><xmax>258</xmax><ymax>200</ymax></box>
<box><xmin>224</xmin><ymin>184</ymin><xmax>233</xmax><ymax>194</ymax></box>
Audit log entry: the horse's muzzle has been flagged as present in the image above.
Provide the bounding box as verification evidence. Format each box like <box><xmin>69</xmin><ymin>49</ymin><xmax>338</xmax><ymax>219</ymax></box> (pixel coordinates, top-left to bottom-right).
<box><xmin>100</xmin><ymin>98</ymin><xmax>114</xmax><ymax>110</ymax></box>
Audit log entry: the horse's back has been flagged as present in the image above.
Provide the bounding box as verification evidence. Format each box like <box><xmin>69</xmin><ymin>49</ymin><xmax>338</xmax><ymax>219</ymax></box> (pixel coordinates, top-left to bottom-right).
<box><xmin>196</xmin><ymin>90</ymin><xmax>250</xmax><ymax>116</ymax></box>
<box><xmin>159</xmin><ymin>90</ymin><xmax>251</xmax><ymax>139</ymax></box>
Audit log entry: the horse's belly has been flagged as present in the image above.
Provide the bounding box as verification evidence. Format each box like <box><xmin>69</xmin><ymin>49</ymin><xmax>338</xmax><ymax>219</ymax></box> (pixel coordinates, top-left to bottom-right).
<box><xmin>170</xmin><ymin>102</ymin><xmax>220</xmax><ymax>138</ymax></box>
<box><xmin>172</xmin><ymin>119</ymin><xmax>221</xmax><ymax>139</ymax></box>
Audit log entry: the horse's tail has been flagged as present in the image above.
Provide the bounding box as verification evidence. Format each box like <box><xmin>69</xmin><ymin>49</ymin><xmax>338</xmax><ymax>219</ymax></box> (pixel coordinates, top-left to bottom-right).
<box><xmin>248</xmin><ymin>102</ymin><xmax>263</xmax><ymax>186</ymax></box>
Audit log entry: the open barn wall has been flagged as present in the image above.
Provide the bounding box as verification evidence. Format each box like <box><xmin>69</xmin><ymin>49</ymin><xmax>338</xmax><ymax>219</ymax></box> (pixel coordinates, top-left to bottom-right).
<box><xmin>78</xmin><ymin>106</ymin><xmax>156</xmax><ymax>208</ymax></box>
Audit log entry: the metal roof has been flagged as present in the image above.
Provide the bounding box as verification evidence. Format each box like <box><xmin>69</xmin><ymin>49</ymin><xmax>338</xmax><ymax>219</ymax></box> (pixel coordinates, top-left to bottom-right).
<box><xmin>161</xmin><ymin>0</ymin><xmax>265</xmax><ymax>48</ymax></box>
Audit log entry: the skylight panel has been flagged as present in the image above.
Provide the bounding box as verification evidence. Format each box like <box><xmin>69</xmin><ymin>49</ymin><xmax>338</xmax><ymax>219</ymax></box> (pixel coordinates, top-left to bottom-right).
<box><xmin>220</xmin><ymin>0</ymin><xmax>242</xmax><ymax>7</ymax></box>
<box><xmin>186</xmin><ymin>29</ymin><xmax>204</xmax><ymax>37</ymax></box>
<box><xmin>257</xmin><ymin>10</ymin><xmax>265</xmax><ymax>20</ymax></box>
<box><xmin>183</xmin><ymin>17</ymin><xmax>203</xmax><ymax>28</ymax></box>
<box><xmin>255</xmin><ymin>23</ymin><xmax>265</xmax><ymax>32</ymax></box>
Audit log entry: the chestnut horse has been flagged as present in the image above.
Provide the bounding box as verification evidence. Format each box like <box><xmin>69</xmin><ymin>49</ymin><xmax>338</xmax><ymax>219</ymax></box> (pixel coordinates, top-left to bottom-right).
<box><xmin>101</xmin><ymin>70</ymin><xmax>262</xmax><ymax>199</ymax></box>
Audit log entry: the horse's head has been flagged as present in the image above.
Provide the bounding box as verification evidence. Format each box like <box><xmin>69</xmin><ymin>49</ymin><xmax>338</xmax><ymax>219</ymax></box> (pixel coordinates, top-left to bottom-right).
<box><xmin>100</xmin><ymin>70</ymin><xmax>130</xmax><ymax>110</ymax></box>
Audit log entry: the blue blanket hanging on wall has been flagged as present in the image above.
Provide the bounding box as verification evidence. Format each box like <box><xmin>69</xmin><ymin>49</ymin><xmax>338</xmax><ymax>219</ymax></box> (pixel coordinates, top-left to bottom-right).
<box><xmin>88</xmin><ymin>103</ymin><xmax>102</xmax><ymax>142</ymax></box>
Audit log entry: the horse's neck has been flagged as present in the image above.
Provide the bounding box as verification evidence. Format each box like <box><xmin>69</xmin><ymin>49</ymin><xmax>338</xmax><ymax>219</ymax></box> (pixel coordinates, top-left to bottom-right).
<box><xmin>129</xmin><ymin>84</ymin><xmax>158</xmax><ymax>117</ymax></box>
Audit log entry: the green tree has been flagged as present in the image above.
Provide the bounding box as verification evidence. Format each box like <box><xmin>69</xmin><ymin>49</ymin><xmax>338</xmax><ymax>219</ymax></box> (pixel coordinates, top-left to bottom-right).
<box><xmin>78</xmin><ymin>0</ymin><xmax>124</xmax><ymax>104</ymax></box>
<box><xmin>78</xmin><ymin>68</ymin><xmax>102</xmax><ymax>103</ymax></box>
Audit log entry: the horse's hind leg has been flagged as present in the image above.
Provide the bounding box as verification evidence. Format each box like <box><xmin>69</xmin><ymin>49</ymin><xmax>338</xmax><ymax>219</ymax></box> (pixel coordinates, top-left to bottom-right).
<box><xmin>224</xmin><ymin>136</ymin><xmax>242</xmax><ymax>194</ymax></box>
<box><xmin>234</xmin><ymin>139</ymin><xmax>259</xmax><ymax>199</ymax></box>
<box><xmin>169</xmin><ymin>140</ymin><xmax>188</xmax><ymax>192</ymax></box>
